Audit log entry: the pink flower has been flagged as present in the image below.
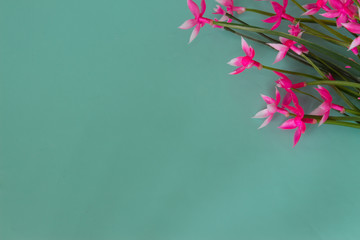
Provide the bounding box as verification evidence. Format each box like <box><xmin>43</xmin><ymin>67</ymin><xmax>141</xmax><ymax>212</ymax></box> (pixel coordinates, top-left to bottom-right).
<box><xmin>273</xmin><ymin>71</ymin><xmax>307</xmax><ymax>105</ymax></box>
<box><xmin>279</xmin><ymin>93</ymin><xmax>317</xmax><ymax>147</ymax></box>
<box><xmin>268</xmin><ymin>37</ymin><xmax>309</xmax><ymax>63</ymax></box>
<box><xmin>228</xmin><ymin>37</ymin><xmax>263</xmax><ymax>74</ymax></box>
<box><xmin>326</xmin><ymin>73</ymin><xmax>335</xmax><ymax>80</ymax></box>
<box><xmin>320</xmin><ymin>0</ymin><xmax>357</xmax><ymax>28</ymax></box>
<box><xmin>213</xmin><ymin>0</ymin><xmax>246</xmax><ymax>22</ymax></box>
<box><xmin>179</xmin><ymin>0</ymin><xmax>212</xmax><ymax>43</ymax></box>
<box><xmin>310</xmin><ymin>85</ymin><xmax>345</xmax><ymax>125</ymax></box>
<box><xmin>253</xmin><ymin>88</ymin><xmax>289</xmax><ymax>129</ymax></box>
<box><xmin>288</xmin><ymin>22</ymin><xmax>303</xmax><ymax>37</ymax></box>
<box><xmin>263</xmin><ymin>0</ymin><xmax>295</xmax><ymax>30</ymax></box>
<box><xmin>302</xmin><ymin>0</ymin><xmax>331</xmax><ymax>15</ymax></box>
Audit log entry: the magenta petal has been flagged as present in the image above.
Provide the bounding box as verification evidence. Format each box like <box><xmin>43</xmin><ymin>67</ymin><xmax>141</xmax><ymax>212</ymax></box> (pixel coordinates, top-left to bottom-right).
<box><xmin>273</xmin><ymin>49</ymin><xmax>288</xmax><ymax>63</ymax></box>
<box><xmin>258</xmin><ymin>115</ymin><xmax>273</xmax><ymax>129</ymax></box>
<box><xmin>275</xmin><ymin>87</ymin><xmax>281</xmax><ymax>105</ymax></box>
<box><xmin>261</xmin><ymin>94</ymin><xmax>275</xmax><ymax>104</ymax></box>
<box><xmin>270</xmin><ymin>19</ymin><xmax>282</xmax><ymax>30</ymax></box>
<box><xmin>310</xmin><ymin>103</ymin><xmax>328</xmax><ymax>116</ymax></box>
<box><xmin>187</xmin><ymin>0</ymin><xmax>200</xmax><ymax>17</ymax></box>
<box><xmin>302</xmin><ymin>8</ymin><xmax>320</xmax><ymax>16</ymax></box>
<box><xmin>200</xmin><ymin>0</ymin><xmax>206</xmax><ymax>15</ymax></box>
<box><xmin>233</xmin><ymin>6</ymin><xmax>246</xmax><ymax>14</ymax></box>
<box><xmin>321</xmin><ymin>10</ymin><xmax>340</xmax><ymax>18</ymax></box>
<box><xmin>271</xmin><ymin>1</ymin><xmax>284</xmax><ymax>14</ymax></box>
<box><xmin>342</xmin><ymin>22</ymin><xmax>360</xmax><ymax>34</ymax></box>
<box><xmin>336</xmin><ymin>14</ymin><xmax>347</xmax><ymax>28</ymax></box>
<box><xmin>216</xmin><ymin>0</ymin><xmax>229</xmax><ymax>6</ymax></box>
<box><xmin>283</xmin><ymin>0</ymin><xmax>288</xmax><ymax>9</ymax></box>
<box><xmin>282</xmin><ymin>92</ymin><xmax>292</xmax><ymax>105</ymax></box>
<box><xmin>319</xmin><ymin>111</ymin><xmax>330</xmax><ymax>126</ymax></box>
<box><xmin>179</xmin><ymin>19</ymin><xmax>197</xmax><ymax>29</ymax></box>
<box><xmin>290</xmin><ymin>45</ymin><xmax>304</xmax><ymax>55</ymax></box>
<box><xmin>263</xmin><ymin>15</ymin><xmax>279</xmax><ymax>23</ymax></box>
<box><xmin>268</xmin><ymin>43</ymin><xmax>288</xmax><ymax>52</ymax></box>
<box><xmin>189</xmin><ymin>24</ymin><xmax>201</xmax><ymax>43</ymax></box>
<box><xmin>315</xmin><ymin>85</ymin><xmax>332</xmax><ymax>102</ymax></box>
<box><xmin>277</xmin><ymin>108</ymin><xmax>289</xmax><ymax>117</ymax></box>
<box><xmin>349</xmin><ymin>36</ymin><xmax>360</xmax><ymax>50</ymax></box>
<box><xmin>293</xmin><ymin>127</ymin><xmax>302</xmax><ymax>147</ymax></box>
<box><xmin>229</xmin><ymin>66</ymin><xmax>246</xmax><ymax>75</ymax></box>
<box><xmin>253</xmin><ymin>109</ymin><xmax>270</xmax><ymax>118</ymax></box>
<box><xmin>279</xmin><ymin>118</ymin><xmax>298</xmax><ymax>129</ymax></box>
<box><xmin>303</xmin><ymin>3</ymin><xmax>317</xmax><ymax>10</ymax></box>
<box><xmin>228</xmin><ymin>57</ymin><xmax>243</xmax><ymax>66</ymax></box>
<box><xmin>241</xmin><ymin>37</ymin><xmax>254</xmax><ymax>58</ymax></box>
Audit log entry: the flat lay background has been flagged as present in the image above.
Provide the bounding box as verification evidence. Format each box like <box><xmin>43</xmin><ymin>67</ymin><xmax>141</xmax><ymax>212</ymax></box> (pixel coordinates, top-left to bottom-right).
<box><xmin>1</xmin><ymin>0</ymin><xmax>360</xmax><ymax>239</ymax></box>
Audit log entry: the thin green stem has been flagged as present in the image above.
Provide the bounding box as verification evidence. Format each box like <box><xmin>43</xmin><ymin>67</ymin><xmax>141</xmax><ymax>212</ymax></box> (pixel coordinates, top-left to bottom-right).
<box><xmin>321</xmin><ymin>120</ymin><xmax>360</xmax><ymax>128</ymax></box>
<box><xmin>292</xmin><ymin>89</ymin><xmax>322</xmax><ymax>102</ymax></box>
<box><xmin>262</xmin><ymin>65</ymin><xmax>322</xmax><ymax>80</ymax></box>
<box><xmin>307</xmin><ymin>80</ymin><xmax>360</xmax><ymax>89</ymax></box>
<box><xmin>346</xmin><ymin>109</ymin><xmax>360</xmax><ymax>115</ymax></box>
<box><xmin>301</xmin><ymin>54</ymin><xmax>326</xmax><ymax>78</ymax></box>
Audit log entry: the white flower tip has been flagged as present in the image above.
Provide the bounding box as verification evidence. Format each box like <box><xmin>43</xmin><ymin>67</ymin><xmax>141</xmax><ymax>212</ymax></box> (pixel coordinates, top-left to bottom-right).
<box><xmin>227</xmin><ymin>59</ymin><xmax>237</xmax><ymax>66</ymax></box>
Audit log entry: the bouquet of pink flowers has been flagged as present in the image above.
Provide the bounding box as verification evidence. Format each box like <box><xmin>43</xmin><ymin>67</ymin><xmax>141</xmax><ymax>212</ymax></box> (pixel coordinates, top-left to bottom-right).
<box><xmin>179</xmin><ymin>0</ymin><xmax>360</xmax><ymax>146</ymax></box>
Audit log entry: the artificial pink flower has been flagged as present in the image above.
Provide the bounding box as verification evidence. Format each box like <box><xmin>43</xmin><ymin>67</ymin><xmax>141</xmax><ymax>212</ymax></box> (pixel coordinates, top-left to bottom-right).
<box><xmin>302</xmin><ymin>0</ymin><xmax>331</xmax><ymax>15</ymax></box>
<box><xmin>263</xmin><ymin>0</ymin><xmax>295</xmax><ymax>30</ymax></box>
<box><xmin>213</xmin><ymin>0</ymin><xmax>246</xmax><ymax>22</ymax></box>
<box><xmin>253</xmin><ymin>88</ymin><xmax>289</xmax><ymax>128</ymax></box>
<box><xmin>320</xmin><ymin>0</ymin><xmax>357</xmax><ymax>28</ymax></box>
<box><xmin>179</xmin><ymin>0</ymin><xmax>212</xmax><ymax>43</ymax></box>
<box><xmin>273</xmin><ymin>71</ymin><xmax>306</xmax><ymax>105</ymax></box>
<box><xmin>268</xmin><ymin>37</ymin><xmax>309</xmax><ymax>63</ymax></box>
<box><xmin>279</xmin><ymin>93</ymin><xmax>317</xmax><ymax>147</ymax></box>
<box><xmin>288</xmin><ymin>22</ymin><xmax>303</xmax><ymax>37</ymax></box>
<box><xmin>228</xmin><ymin>37</ymin><xmax>263</xmax><ymax>74</ymax></box>
<box><xmin>310</xmin><ymin>85</ymin><xmax>345</xmax><ymax>125</ymax></box>
<box><xmin>326</xmin><ymin>73</ymin><xmax>335</xmax><ymax>80</ymax></box>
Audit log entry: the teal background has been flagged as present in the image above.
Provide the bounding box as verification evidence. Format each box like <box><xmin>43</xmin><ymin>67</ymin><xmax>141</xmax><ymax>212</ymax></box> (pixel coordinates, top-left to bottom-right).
<box><xmin>1</xmin><ymin>0</ymin><xmax>360</xmax><ymax>239</ymax></box>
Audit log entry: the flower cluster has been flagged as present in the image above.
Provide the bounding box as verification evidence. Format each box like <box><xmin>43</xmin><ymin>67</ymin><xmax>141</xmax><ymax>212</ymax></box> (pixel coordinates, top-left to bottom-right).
<box><xmin>180</xmin><ymin>0</ymin><xmax>360</xmax><ymax>146</ymax></box>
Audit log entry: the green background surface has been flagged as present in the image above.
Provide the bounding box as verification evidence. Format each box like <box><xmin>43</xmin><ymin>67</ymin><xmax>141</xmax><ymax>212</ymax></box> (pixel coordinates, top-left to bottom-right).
<box><xmin>1</xmin><ymin>0</ymin><xmax>360</xmax><ymax>239</ymax></box>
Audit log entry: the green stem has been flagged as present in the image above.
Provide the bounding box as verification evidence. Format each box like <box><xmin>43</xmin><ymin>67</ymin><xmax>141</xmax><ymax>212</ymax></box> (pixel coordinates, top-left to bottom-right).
<box><xmin>292</xmin><ymin>89</ymin><xmax>322</xmax><ymax>102</ymax></box>
<box><xmin>262</xmin><ymin>65</ymin><xmax>322</xmax><ymax>80</ymax></box>
<box><xmin>307</xmin><ymin>80</ymin><xmax>360</xmax><ymax>89</ymax></box>
<box><xmin>301</xmin><ymin>54</ymin><xmax>326</xmax><ymax>78</ymax></box>
<box><xmin>346</xmin><ymin>109</ymin><xmax>360</xmax><ymax>115</ymax></box>
<box><xmin>321</xmin><ymin>120</ymin><xmax>360</xmax><ymax>128</ymax></box>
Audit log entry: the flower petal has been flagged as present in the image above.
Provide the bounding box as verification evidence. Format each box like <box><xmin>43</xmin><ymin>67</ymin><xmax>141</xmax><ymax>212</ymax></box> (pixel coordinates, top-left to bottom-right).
<box><xmin>258</xmin><ymin>115</ymin><xmax>273</xmax><ymax>129</ymax></box>
<box><xmin>189</xmin><ymin>24</ymin><xmax>200</xmax><ymax>43</ymax></box>
<box><xmin>279</xmin><ymin>118</ymin><xmax>298</xmax><ymax>129</ymax></box>
<box><xmin>349</xmin><ymin>36</ymin><xmax>360</xmax><ymax>50</ymax></box>
<box><xmin>342</xmin><ymin>22</ymin><xmax>360</xmax><ymax>34</ymax></box>
<box><xmin>293</xmin><ymin>127</ymin><xmax>302</xmax><ymax>147</ymax></box>
<box><xmin>187</xmin><ymin>0</ymin><xmax>200</xmax><ymax>17</ymax></box>
<box><xmin>241</xmin><ymin>37</ymin><xmax>254</xmax><ymax>58</ymax></box>
<box><xmin>179</xmin><ymin>19</ymin><xmax>197</xmax><ymax>29</ymax></box>
<box><xmin>200</xmin><ymin>0</ymin><xmax>206</xmax><ymax>15</ymax></box>
<box><xmin>253</xmin><ymin>109</ymin><xmax>270</xmax><ymax>118</ymax></box>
